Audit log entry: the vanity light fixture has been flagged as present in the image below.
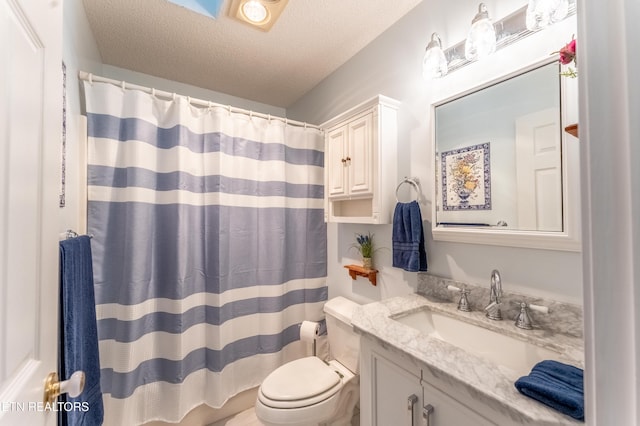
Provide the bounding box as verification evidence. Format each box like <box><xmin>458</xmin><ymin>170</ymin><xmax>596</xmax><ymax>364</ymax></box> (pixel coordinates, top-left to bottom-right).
<box><xmin>229</xmin><ymin>0</ymin><xmax>289</xmax><ymax>31</ymax></box>
<box><xmin>423</xmin><ymin>33</ymin><xmax>448</xmax><ymax>79</ymax></box>
<box><xmin>464</xmin><ymin>3</ymin><xmax>497</xmax><ymax>61</ymax></box>
<box><xmin>525</xmin><ymin>0</ymin><xmax>569</xmax><ymax>30</ymax></box>
<box><xmin>427</xmin><ymin>3</ymin><xmax>576</xmax><ymax>77</ymax></box>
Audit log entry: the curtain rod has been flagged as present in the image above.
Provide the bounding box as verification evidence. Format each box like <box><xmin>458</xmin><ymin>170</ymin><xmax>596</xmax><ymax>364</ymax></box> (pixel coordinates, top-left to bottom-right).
<box><xmin>78</xmin><ymin>71</ymin><xmax>321</xmax><ymax>131</ymax></box>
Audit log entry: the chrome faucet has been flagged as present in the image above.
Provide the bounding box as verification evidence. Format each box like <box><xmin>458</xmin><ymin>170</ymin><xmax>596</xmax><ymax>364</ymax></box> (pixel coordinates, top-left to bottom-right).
<box><xmin>484</xmin><ymin>269</ymin><xmax>503</xmax><ymax>320</ymax></box>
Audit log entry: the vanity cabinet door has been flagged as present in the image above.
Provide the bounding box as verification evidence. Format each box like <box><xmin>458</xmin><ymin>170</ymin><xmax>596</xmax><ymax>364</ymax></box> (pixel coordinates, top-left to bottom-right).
<box><xmin>421</xmin><ymin>380</ymin><xmax>497</xmax><ymax>426</ymax></box>
<box><xmin>371</xmin><ymin>351</ymin><xmax>423</xmax><ymax>426</ymax></box>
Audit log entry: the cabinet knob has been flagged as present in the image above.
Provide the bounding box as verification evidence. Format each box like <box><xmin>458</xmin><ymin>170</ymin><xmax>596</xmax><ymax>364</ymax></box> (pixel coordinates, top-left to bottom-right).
<box><xmin>341</xmin><ymin>158</ymin><xmax>347</xmax><ymax>164</ymax></box>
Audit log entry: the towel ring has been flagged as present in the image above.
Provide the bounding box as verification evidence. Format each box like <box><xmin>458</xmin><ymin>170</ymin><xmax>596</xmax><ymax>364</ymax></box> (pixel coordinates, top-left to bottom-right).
<box><xmin>395</xmin><ymin>177</ymin><xmax>421</xmax><ymax>202</ymax></box>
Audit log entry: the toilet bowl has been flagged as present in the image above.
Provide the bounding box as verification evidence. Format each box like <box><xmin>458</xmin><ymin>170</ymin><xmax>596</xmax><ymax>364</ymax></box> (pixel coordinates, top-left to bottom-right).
<box><xmin>255</xmin><ymin>297</ymin><xmax>361</xmax><ymax>426</ymax></box>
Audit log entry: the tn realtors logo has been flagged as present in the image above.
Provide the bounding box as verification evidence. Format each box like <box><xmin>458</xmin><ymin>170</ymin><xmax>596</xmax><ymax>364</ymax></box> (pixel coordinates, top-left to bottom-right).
<box><xmin>1</xmin><ymin>401</ymin><xmax>90</xmax><ymax>412</ymax></box>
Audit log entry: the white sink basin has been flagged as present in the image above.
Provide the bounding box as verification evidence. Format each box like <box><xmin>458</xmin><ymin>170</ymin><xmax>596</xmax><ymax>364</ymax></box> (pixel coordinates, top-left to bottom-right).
<box><xmin>392</xmin><ymin>308</ymin><xmax>560</xmax><ymax>378</ymax></box>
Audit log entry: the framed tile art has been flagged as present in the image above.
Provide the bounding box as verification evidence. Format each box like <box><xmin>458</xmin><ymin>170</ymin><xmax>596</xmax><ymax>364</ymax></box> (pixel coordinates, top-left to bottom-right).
<box><xmin>441</xmin><ymin>142</ymin><xmax>491</xmax><ymax>211</ymax></box>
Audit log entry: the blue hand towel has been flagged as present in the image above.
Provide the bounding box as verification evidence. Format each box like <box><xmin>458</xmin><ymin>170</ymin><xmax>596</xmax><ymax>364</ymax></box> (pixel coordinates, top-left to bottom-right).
<box><xmin>59</xmin><ymin>236</ymin><xmax>104</xmax><ymax>426</ymax></box>
<box><xmin>514</xmin><ymin>360</ymin><xmax>584</xmax><ymax>421</ymax></box>
<box><xmin>392</xmin><ymin>201</ymin><xmax>428</xmax><ymax>272</ymax></box>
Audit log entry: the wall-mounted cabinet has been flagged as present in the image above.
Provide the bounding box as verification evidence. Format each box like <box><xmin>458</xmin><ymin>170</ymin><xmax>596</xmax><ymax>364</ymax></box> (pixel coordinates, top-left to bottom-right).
<box><xmin>321</xmin><ymin>95</ymin><xmax>399</xmax><ymax>224</ymax></box>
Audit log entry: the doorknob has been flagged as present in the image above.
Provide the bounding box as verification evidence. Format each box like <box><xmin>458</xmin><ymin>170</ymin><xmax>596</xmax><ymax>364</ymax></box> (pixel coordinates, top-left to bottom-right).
<box><xmin>43</xmin><ymin>371</ymin><xmax>85</xmax><ymax>404</ymax></box>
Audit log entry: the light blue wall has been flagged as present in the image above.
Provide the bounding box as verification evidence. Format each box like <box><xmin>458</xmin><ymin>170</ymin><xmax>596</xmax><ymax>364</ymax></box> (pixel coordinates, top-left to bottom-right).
<box><xmin>288</xmin><ymin>0</ymin><xmax>583</xmax><ymax>304</ymax></box>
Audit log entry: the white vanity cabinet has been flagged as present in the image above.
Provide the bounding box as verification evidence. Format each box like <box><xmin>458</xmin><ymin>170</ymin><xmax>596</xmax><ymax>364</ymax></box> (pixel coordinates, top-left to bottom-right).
<box><xmin>321</xmin><ymin>95</ymin><xmax>399</xmax><ymax>224</ymax></box>
<box><xmin>361</xmin><ymin>336</ymin><xmax>498</xmax><ymax>426</ymax></box>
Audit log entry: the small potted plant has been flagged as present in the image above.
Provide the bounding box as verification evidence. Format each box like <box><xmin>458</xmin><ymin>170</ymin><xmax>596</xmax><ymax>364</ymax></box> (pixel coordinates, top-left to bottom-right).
<box><xmin>352</xmin><ymin>232</ymin><xmax>375</xmax><ymax>269</ymax></box>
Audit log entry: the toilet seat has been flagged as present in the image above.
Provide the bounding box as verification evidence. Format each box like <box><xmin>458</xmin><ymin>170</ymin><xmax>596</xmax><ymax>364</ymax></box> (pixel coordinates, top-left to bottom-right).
<box><xmin>258</xmin><ymin>357</ymin><xmax>343</xmax><ymax>409</ymax></box>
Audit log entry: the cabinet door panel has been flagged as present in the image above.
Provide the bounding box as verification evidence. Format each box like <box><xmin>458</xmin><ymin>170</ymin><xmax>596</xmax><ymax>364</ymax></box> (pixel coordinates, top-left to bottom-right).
<box><xmin>371</xmin><ymin>352</ymin><xmax>423</xmax><ymax>426</ymax></box>
<box><xmin>422</xmin><ymin>380</ymin><xmax>497</xmax><ymax>426</ymax></box>
<box><xmin>348</xmin><ymin>113</ymin><xmax>373</xmax><ymax>196</ymax></box>
<box><xmin>327</xmin><ymin>126</ymin><xmax>347</xmax><ymax>197</ymax></box>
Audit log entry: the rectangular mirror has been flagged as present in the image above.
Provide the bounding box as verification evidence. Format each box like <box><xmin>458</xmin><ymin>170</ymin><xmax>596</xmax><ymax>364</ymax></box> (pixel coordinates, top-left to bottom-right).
<box><xmin>432</xmin><ymin>60</ymin><xmax>580</xmax><ymax>251</ymax></box>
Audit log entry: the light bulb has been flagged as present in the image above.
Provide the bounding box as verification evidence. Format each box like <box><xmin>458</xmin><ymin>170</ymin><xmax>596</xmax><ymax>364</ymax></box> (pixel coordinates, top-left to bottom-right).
<box><xmin>423</xmin><ymin>33</ymin><xmax>448</xmax><ymax>79</ymax></box>
<box><xmin>465</xmin><ymin>3</ymin><xmax>496</xmax><ymax>61</ymax></box>
<box><xmin>242</xmin><ymin>0</ymin><xmax>268</xmax><ymax>23</ymax></box>
<box><xmin>526</xmin><ymin>0</ymin><xmax>569</xmax><ymax>30</ymax></box>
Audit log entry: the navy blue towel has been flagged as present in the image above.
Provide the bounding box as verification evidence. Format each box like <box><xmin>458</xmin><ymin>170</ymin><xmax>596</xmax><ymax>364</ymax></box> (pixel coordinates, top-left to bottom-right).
<box><xmin>515</xmin><ymin>360</ymin><xmax>584</xmax><ymax>421</ymax></box>
<box><xmin>59</xmin><ymin>236</ymin><xmax>104</xmax><ymax>426</ymax></box>
<box><xmin>392</xmin><ymin>201</ymin><xmax>428</xmax><ymax>272</ymax></box>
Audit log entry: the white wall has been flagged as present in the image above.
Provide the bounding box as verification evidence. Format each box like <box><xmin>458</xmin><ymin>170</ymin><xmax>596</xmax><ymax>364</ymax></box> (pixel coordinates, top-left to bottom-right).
<box><xmin>61</xmin><ymin>0</ymin><xmax>103</xmax><ymax>234</ymax></box>
<box><xmin>288</xmin><ymin>0</ymin><xmax>583</xmax><ymax>304</ymax></box>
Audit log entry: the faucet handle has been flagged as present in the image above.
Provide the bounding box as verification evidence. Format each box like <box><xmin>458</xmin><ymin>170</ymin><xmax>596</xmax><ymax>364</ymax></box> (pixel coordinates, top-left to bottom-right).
<box><xmin>514</xmin><ymin>302</ymin><xmax>548</xmax><ymax>330</ymax></box>
<box><xmin>447</xmin><ymin>285</ymin><xmax>471</xmax><ymax>312</ymax></box>
<box><xmin>527</xmin><ymin>303</ymin><xmax>549</xmax><ymax>314</ymax></box>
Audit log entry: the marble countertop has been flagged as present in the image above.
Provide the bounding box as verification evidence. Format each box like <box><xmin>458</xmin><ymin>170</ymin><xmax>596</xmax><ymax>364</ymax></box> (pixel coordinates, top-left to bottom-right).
<box><xmin>352</xmin><ymin>292</ymin><xmax>584</xmax><ymax>425</ymax></box>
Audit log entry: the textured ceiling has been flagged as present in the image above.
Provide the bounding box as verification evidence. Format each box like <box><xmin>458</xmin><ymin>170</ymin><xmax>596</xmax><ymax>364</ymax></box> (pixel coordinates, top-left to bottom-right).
<box><xmin>82</xmin><ymin>0</ymin><xmax>423</xmax><ymax>108</ymax></box>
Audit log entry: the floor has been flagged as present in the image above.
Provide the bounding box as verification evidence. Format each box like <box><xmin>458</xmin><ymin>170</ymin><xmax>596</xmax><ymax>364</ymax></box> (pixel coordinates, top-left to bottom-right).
<box><xmin>213</xmin><ymin>407</ymin><xmax>264</xmax><ymax>426</ymax></box>
<box><xmin>213</xmin><ymin>406</ymin><xmax>360</xmax><ymax>426</ymax></box>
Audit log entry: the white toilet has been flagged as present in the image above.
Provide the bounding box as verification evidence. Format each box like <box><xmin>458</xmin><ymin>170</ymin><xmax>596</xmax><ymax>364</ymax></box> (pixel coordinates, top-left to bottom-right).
<box><xmin>255</xmin><ymin>297</ymin><xmax>361</xmax><ymax>426</ymax></box>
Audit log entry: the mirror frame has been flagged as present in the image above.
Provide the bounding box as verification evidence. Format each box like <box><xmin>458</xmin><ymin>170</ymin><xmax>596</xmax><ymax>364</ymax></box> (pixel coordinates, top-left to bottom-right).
<box><xmin>430</xmin><ymin>58</ymin><xmax>581</xmax><ymax>251</ymax></box>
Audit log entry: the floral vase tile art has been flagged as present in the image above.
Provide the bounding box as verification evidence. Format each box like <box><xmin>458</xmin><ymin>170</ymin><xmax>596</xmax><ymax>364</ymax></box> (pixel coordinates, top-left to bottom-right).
<box><xmin>441</xmin><ymin>143</ymin><xmax>491</xmax><ymax>211</ymax></box>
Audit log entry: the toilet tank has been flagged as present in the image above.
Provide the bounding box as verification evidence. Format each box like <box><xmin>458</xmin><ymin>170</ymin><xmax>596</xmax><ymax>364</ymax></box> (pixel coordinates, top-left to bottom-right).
<box><xmin>323</xmin><ymin>297</ymin><xmax>361</xmax><ymax>374</ymax></box>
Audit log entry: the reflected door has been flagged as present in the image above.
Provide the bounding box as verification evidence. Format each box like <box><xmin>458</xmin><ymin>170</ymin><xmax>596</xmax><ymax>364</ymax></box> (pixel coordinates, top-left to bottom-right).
<box><xmin>515</xmin><ymin>108</ymin><xmax>562</xmax><ymax>231</ymax></box>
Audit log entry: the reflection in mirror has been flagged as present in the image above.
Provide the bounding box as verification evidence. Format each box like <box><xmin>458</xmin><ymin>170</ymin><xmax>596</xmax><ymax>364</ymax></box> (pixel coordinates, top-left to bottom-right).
<box><xmin>435</xmin><ymin>62</ymin><xmax>562</xmax><ymax>232</ymax></box>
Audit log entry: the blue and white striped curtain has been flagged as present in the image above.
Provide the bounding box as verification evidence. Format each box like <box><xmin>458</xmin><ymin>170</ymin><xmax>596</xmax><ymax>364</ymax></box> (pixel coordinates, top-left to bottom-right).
<box><xmin>83</xmin><ymin>81</ymin><xmax>327</xmax><ymax>425</ymax></box>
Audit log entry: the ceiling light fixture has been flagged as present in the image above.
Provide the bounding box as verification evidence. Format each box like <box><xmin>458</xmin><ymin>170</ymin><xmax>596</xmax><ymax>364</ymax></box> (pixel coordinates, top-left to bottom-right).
<box><xmin>464</xmin><ymin>3</ymin><xmax>497</xmax><ymax>61</ymax></box>
<box><xmin>242</xmin><ymin>0</ymin><xmax>268</xmax><ymax>23</ymax></box>
<box><xmin>229</xmin><ymin>0</ymin><xmax>289</xmax><ymax>32</ymax></box>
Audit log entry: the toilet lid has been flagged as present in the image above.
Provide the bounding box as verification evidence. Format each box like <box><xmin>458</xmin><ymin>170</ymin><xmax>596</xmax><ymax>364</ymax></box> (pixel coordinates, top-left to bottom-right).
<box><xmin>261</xmin><ymin>356</ymin><xmax>341</xmax><ymax>402</ymax></box>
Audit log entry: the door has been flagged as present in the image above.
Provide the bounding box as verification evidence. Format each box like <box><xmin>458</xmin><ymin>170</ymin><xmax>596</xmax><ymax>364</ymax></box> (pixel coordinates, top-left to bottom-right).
<box><xmin>0</xmin><ymin>1</ymin><xmax>62</xmax><ymax>425</ymax></box>
<box><xmin>515</xmin><ymin>108</ymin><xmax>563</xmax><ymax>231</ymax></box>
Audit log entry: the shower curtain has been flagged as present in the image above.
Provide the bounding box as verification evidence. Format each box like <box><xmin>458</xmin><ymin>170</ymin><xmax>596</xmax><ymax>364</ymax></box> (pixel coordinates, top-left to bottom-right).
<box><xmin>83</xmin><ymin>81</ymin><xmax>327</xmax><ymax>424</ymax></box>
